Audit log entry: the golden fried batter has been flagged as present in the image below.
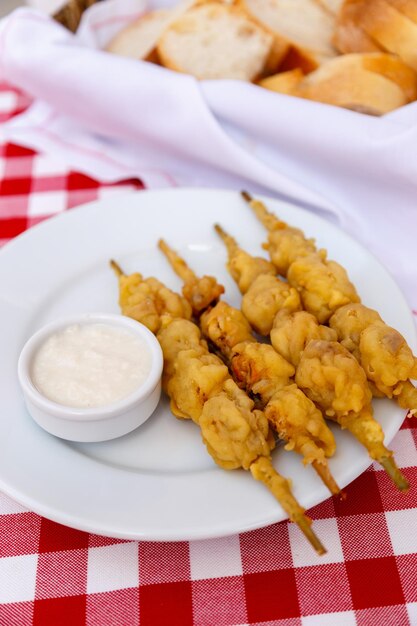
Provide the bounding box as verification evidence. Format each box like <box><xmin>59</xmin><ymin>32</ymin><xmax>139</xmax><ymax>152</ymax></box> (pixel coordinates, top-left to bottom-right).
<box><xmin>271</xmin><ymin>310</ymin><xmax>337</xmax><ymax>368</ymax></box>
<box><xmin>295</xmin><ymin>339</ymin><xmax>409</xmax><ymax>491</ymax></box>
<box><xmin>329</xmin><ymin>303</ymin><xmax>382</xmax><ymax>360</ymax></box>
<box><xmin>287</xmin><ymin>255</ymin><xmax>360</xmax><ymax>324</ymax></box>
<box><xmin>200</xmin><ymin>378</ymin><xmax>273</xmax><ymax>470</ymax></box>
<box><xmin>265</xmin><ymin>384</ymin><xmax>336</xmax><ymax>464</ymax></box>
<box><xmin>158</xmin><ymin>242</ymin><xmax>341</xmax><ymax>497</ymax></box>
<box><xmin>111</xmin><ymin>260</ymin><xmax>326</xmax><ymax>553</ymax></box>
<box><xmin>214</xmin><ymin>224</ymin><xmax>276</xmax><ymax>294</ymax></box>
<box><xmin>242</xmin><ymin>195</ymin><xmax>321</xmax><ymax>276</ymax></box>
<box><xmin>242</xmin><ymin>274</ymin><xmax>301</xmax><ymax>336</ymax></box>
<box><xmin>230</xmin><ymin>341</ymin><xmax>295</xmax><ymax>404</ymax></box>
<box><xmin>241</xmin><ymin>194</ymin><xmax>360</xmax><ymax>322</ymax></box>
<box><xmin>296</xmin><ymin>340</ymin><xmax>372</xmax><ymax>417</ymax></box>
<box><xmin>158</xmin><ymin>240</ymin><xmax>224</xmax><ymax>316</ymax></box>
<box><xmin>166</xmin><ymin>348</ymin><xmax>229</xmax><ymax>423</ymax></box>
<box><xmin>330</xmin><ymin>303</ymin><xmax>417</xmax><ymax>413</ymax></box>
<box><xmin>110</xmin><ymin>260</ymin><xmax>191</xmax><ymax>333</ymax></box>
<box><xmin>200</xmin><ymin>301</ymin><xmax>255</xmax><ymax>360</ymax></box>
<box><xmin>214</xmin><ymin>224</ymin><xmax>301</xmax><ymax>335</ymax></box>
<box><xmin>157</xmin><ymin>316</ymin><xmax>205</xmax><ymax>384</ymax></box>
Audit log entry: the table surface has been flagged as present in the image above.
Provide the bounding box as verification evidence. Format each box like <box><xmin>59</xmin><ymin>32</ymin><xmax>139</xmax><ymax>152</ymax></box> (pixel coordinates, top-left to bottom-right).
<box><xmin>1</xmin><ymin>81</ymin><xmax>417</xmax><ymax>626</ymax></box>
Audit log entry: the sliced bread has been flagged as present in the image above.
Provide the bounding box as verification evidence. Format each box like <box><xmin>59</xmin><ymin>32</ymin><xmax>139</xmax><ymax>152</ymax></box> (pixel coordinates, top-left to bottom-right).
<box><xmin>295</xmin><ymin>52</ymin><xmax>414</xmax><ymax>113</ymax></box>
<box><xmin>106</xmin><ymin>9</ymin><xmax>173</xmax><ymax>61</ymax></box>
<box><xmin>157</xmin><ymin>3</ymin><xmax>273</xmax><ymax>80</ymax></box>
<box><xmin>258</xmin><ymin>68</ymin><xmax>304</xmax><ymax>93</ymax></box>
<box><xmin>336</xmin><ymin>0</ymin><xmax>417</xmax><ymax>69</ymax></box>
<box><xmin>333</xmin><ymin>1</ymin><xmax>383</xmax><ymax>54</ymax></box>
<box><xmin>239</xmin><ymin>0</ymin><xmax>338</xmax><ymax>60</ymax></box>
<box><xmin>386</xmin><ymin>0</ymin><xmax>417</xmax><ymax>22</ymax></box>
<box><xmin>314</xmin><ymin>0</ymin><xmax>344</xmax><ymax>14</ymax></box>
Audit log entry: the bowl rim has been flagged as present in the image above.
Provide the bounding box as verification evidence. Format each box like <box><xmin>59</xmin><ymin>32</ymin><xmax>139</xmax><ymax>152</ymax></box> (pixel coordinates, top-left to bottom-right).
<box><xmin>17</xmin><ymin>312</ymin><xmax>163</xmax><ymax>422</ymax></box>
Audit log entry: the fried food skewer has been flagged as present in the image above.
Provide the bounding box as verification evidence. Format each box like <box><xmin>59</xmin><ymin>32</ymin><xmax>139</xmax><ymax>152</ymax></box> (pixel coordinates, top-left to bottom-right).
<box><xmin>214</xmin><ymin>224</ymin><xmax>302</xmax><ymax>336</ymax></box>
<box><xmin>295</xmin><ymin>338</ymin><xmax>409</xmax><ymax>492</ymax></box>
<box><xmin>241</xmin><ymin>191</ymin><xmax>322</xmax><ymax>275</ymax></box>
<box><xmin>330</xmin><ymin>303</ymin><xmax>417</xmax><ymax>415</ymax></box>
<box><xmin>241</xmin><ymin>192</ymin><xmax>360</xmax><ymax>323</ymax></box>
<box><xmin>240</xmin><ymin>193</ymin><xmax>417</xmax><ymax>417</ymax></box>
<box><xmin>158</xmin><ymin>239</ymin><xmax>342</xmax><ymax>499</ymax></box>
<box><xmin>158</xmin><ymin>240</ymin><xmax>224</xmax><ymax>316</ymax></box>
<box><xmin>213</xmin><ymin>225</ymin><xmax>409</xmax><ymax>493</ymax></box>
<box><xmin>109</xmin><ymin>259</ymin><xmax>192</xmax><ymax>333</ymax></box>
<box><xmin>111</xmin><ymin>260</ymin><xmax>326</xmax><ymax>555</ymax></box>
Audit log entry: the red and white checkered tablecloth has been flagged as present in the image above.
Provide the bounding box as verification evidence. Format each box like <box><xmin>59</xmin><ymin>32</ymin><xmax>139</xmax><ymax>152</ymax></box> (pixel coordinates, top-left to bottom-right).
<box><xmin>1</xmin><ymin>81</ymin><xmax>417</xmax><ymax>626</ymax></box>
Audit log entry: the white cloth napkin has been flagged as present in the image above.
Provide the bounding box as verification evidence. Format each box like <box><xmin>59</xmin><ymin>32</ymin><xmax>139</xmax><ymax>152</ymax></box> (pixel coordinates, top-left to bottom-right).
<box><xmin>0</xmin><ymin>1</ymin><xmax>417</xmax><ymax>309</ymax></box>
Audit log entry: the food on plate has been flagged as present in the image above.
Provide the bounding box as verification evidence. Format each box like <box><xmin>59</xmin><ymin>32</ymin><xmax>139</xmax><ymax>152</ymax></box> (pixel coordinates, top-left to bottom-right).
<box><xmin>242</xmin><ymin>191</ymin><xmax>360</xmax><ymax>323</ymax></box>
<box><xmin>271</xmin><ymin>309</ymin><xmax>337</xmax><ymax>367</ymax></box>
<box><xmin>241</xmin><ymin>192</ymin><xmax>417</xmax><ymax>418</ymax></box>
<box><xmin>214</xmin><ymin>223</ymin><xmax>301</xmax><ymax>335</ymax></box>
<box><xmin>334</xmin><ymin>0</ymin><xmax>417</xmax><ymax>70</ymax></box>
<box><xmin>158</xmin><ymin>239</ymin><xmax>342</xmax><ymax>498</ymax></box>
<box><xmin>242</xmin><ymin>193</ymin><xmax>417</xmax><ymax>408</ymax></box>
<box><xmin>110</xmin><ymin>259</ymin><xmax>192</xmax><ymax>334</ymax></box>
<box><xmin>31</xmin><ymin>322</ymin><xmax>152</xmax><ymax>409</ymax></box>
<box><xmin>111</xmin><ymin>260</ymin><xmax>326</xmax><ymax>554</ymax></box>
<box><xmin>212</xmin><ymin>217</ymin><xmax>409</xmax><ymax>491</ymax></box>
<box><xmin>330</xmin><ymin>303</ymin><xmax>417</xmax><ymax>412</ymax></box>
<box><xmin>295</xmin><ymin>339</ymin><xmax>409</xmax><ymax>491</ymax></box>
<box><xmin>156</xmin><ymin>3</ymin><xmax>274</xmax><ymax>80</ymax></box>
<box><xmin>103</xmin><ymin>0</ymin><xmax>417</xmax><ymax>113</ymax></box>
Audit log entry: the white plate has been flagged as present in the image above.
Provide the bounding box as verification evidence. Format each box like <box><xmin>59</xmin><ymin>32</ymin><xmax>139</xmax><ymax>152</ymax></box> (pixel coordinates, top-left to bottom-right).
<box><xmin>0</xmin><ymin>188</ymin><xmax>415</xmax><ymax>541</ymax></box>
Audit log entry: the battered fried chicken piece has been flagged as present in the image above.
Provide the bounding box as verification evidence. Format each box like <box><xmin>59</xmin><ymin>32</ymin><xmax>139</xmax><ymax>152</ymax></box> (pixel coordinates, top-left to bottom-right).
<box><xmin>241</xmin><ymin>193</ymin><xmax>360</xmax><ymax>323</ymax></box>
<box><xmin>205</xmin><ymin>311</ymin><xmax>340</xmax><ymax>497</ymax></box>
<box><xmin>156</xmin><ymin>315</ymin><xmax>204</xmax><ymax>383</ymax></box>
<box><xmin>110</xmin><ymin>260</ymin><xmax>191</xmax><ymax>333</ymax></box>
<box><xmin>271</xmin><ymin>310</ymin><xmax>338</xmax><ymax>368</ymax></box>
<box><xmin>330</xmin><ymin>303</ymin><xmax>417</xmax><ymax>414</ymax></box>
<box><xmin>200</xmin><ymin>378</ymin><xmax>273</xmax><ymax>469</ymax></box>
<box><xmin>295</xmin><ymin>340</ymin><xmax>409</xmax><ymax>491</ymax></box>
<box><xmin>240</xmin><ymin>191</ymin><xmax>321</xmax><ymax>276</ymax></box>
<box><xmin>287</xmin><ymin>254</ymin><xmax>360</xmax><ymax>324</ymax></box>
<box><xmin>329</xmin><ymin>303</ymin><xmax>382</xmax><ymax>361</ymax></box>
<box><xmin>201</xmin><ymin>382</ymin><xmax>326</xmax><ymax>554</ymax></box>
<box><xmin>157</xmin><ymin>317</ymin><xmax>229</xmax><ymax>421</ymax></box>
<box><xmin>199</xmin><ymin>301</ymin><xmax>255</xmax><ymax>361</ymax></box>
<box><xmin>229</xmin><ymin>340</ymin><xmax>295</xmax><ymax>403</ymax></box>
<box><xmin>264</xmin><ymin>384</ymin><xmax>336</xmax><ymax>468</ymax></box>
<box><xmin>214</xmin><ymin>224</ymin><xmax>301</xmax><ymax>335</ymax></box>
<box><xmin>111</xmin><ymin>261</ymin><xmax>326</xmax><ymax>554</ymax></box>
<box><xmin>296</xmin><ymin>340</ymin><xmax>372</xmax><ymax>417</ymax></box>
<box><xmin>159</xmin><ymin>242</ymin><xmax>341</xmax><ymax>498</ymax></box>
<box><xmin>242</xmin><ymin>274</ymin><xmax>302</xmax><ymax>336</ymax></box>
<box><xmin>158</xmin><ymin>240</ymin><xmax>224</xmax><ymax>316</ymax></box>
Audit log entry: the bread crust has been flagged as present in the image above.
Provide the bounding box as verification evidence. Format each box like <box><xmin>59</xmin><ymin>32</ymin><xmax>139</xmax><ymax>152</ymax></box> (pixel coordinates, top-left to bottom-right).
<box><xmin>295</xmin><ymin>52</ymin><xmax>414</xmax><ymax>113</ymax></box>
<box><xmin>239</xmin><ymin>0</ymin><xmax>338</xmax><ymax>60</ymax></box>
<box><xmin>338</xmin><ymin>0</ymin><xmax>417</xmax><ymax>69</ymax></box>
<box><xmin>106</xmin><ymin>9</ymin><xmax>172</xmax><ymax>61</ymax></box>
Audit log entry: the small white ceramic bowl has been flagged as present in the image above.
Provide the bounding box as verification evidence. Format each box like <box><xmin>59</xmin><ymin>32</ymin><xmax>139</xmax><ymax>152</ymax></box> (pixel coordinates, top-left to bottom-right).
<box><xmin>17</xmin><ymin>313</ymin><xmax>163</xmax><ymax>442</ymax></box>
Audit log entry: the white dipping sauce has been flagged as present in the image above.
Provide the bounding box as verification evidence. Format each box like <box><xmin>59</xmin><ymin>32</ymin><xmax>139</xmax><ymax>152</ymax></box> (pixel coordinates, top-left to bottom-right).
<box><xmin>31</xmin><ymin>323</ymin><xmax>152</xmax><ymax>408</ymax></box>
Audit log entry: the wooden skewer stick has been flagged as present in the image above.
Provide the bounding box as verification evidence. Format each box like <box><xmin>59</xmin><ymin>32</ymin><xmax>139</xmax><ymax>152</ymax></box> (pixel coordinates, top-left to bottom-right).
<box><xmin>241</xmin><ymin>190</ymin><xmax>286</xmax><ymax>231</ymax></box>
<box><xmin>158</xmin><ymin>239</ymin><xmax>198</xmax><ymax>284</ymax></box>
